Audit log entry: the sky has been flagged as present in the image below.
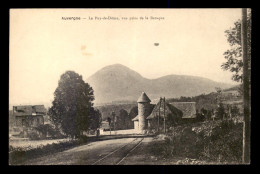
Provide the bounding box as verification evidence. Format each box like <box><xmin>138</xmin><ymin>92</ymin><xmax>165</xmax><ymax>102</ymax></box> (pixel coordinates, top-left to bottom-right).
<box><xmin>9</xmin><ymin>9</ymin><xmax>242</xmax><ymax>107</ymax></box>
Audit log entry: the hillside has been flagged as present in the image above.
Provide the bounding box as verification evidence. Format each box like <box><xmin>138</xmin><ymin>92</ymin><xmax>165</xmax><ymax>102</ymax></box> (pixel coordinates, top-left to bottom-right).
<box><xmin>86</xmin><ymin>64</ymin><xmax>233</xmax><ymax>104</ymax></box>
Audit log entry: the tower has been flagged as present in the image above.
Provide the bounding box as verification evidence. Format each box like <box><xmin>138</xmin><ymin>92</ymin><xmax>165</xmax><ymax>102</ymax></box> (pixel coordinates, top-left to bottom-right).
<box><xmin>137</xmin><ymin>92</ymin><xmax>151</xmax><ymax>131</ymax></box>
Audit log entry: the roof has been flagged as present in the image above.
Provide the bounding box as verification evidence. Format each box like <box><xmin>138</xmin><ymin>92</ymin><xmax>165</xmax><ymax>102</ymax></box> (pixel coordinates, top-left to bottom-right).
<box><xmin>132</xmin><ymin>115</ymin><xmax>139</xmax><ymax>121</ymax></box>
<box><xmin>150</xmin><ymin>98</ymin><xmax>161</xmax><ymax>105</ymax></box>
<box><xmin>34</xmin><ymin>105</ymin><xmax>47</xmax><ymax>113</ymax></box>
<box><xmin>137</xmin><ymin>92</ymin><xmax>151</xmax><ymax>103</ymax></box>
<box><xmin>169</xmin><ymin>102</ymin><xmax>196</xmax><ymax>118</ymax></box>
<box><xmin>146</xmin><ymin>100</ymin><xmax>183</xmax><ymax>120</ymax></box>
<box><xmin>13</xmin><ymin>105</ymin><xmax>47</xmax><ymax>116</ymax></box>
<box><xmin>132</xmin><ymin>100</ymin><xmax>197</xmax><ymax>121</ymax></box>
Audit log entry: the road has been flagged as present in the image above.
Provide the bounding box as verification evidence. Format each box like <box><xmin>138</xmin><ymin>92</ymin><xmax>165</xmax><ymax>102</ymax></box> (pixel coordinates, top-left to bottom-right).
<box><xmin>23</xmin><ymin>135</ymin><xmax>163</xmax><ymax>165</ymax></box>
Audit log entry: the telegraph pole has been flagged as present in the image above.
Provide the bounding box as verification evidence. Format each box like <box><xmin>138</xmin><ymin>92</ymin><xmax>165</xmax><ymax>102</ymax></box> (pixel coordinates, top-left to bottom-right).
<box><xmin>242</xmin><ymin>8</ymin><xmax>250</xmax><ymax>164</ymax></box>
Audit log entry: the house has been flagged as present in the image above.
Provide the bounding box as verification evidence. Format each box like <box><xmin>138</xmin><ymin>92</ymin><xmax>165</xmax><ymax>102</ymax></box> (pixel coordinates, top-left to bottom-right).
<box><xmin>13</xmin><ymin>105</ymin><xmax>47</xmax><ymax>128</ymax></box>
<box><xmin>132</xmin><ymin>92</ymin><xmax>197</xmax><ymax>132</ymax></box>
<box><xmin>100</xmin><ymin>121</ymin><xmax>110</xmax><ymax>131</ymax></box>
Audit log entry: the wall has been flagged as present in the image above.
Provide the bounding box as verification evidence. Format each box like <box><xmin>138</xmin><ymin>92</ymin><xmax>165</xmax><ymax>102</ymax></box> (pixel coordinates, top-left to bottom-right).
<box><xmin>138</xmin><ymin>102</ymin><xmax>151</xmax><ymax>130</ymax></box>
<box><xmin>134</xmin><ymin>121</ymin><xmax>139</xmax><ymax>130</ymax></box>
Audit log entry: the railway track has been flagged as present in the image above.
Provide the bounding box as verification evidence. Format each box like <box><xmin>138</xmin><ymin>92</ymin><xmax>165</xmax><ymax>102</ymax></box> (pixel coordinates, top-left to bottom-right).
<box><xmin>92</xmin><ymin>137</ymin><xmax>144</xmax><ymax>165</ymax></box>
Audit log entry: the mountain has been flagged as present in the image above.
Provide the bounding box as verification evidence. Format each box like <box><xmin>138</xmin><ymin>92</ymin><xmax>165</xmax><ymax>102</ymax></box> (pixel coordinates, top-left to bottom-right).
<box><xmin>86</xmin><ymin>64</ymin><xmax>233</xmax><ymax>104</ymax></box>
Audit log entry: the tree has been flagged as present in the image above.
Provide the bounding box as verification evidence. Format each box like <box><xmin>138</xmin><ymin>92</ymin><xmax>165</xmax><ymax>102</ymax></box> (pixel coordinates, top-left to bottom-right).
<box><xmin>222</xmin><ymin>9</ymin><xmax>251</xmax><ymax>163</ymax></box>
<box><xmin>88</xmin><ymin>108</ymin><xmax>102</xmax><ymax>131</ymax></box>
<box><xmin>129</xmin><ymin>106</ymin><xmax>138</xmax><ymax>119</ymax></box>
<box><xmin>48</xmin><ymin>71</ymin><xmax>95</xmax><ymax>138</ymax></box>
<box><xmin>117</xmin><ymin>109</ymin><xmax>129</xmax><ymax>130</ymax></box>
<box><xmin>128</xmin><ymin>106</ymin><xmax>138</xmax><ymax>129</ymax></box>
<box><xmin>221</xmin><ymin>10</ymin><xmax>251</xmax><ymax>83</ymax></box>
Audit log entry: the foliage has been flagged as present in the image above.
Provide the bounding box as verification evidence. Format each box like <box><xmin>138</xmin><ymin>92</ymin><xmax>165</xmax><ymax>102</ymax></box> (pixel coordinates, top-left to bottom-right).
<box><xmin>129</xmin><ymin>106</ymin><xmax>138</xmax><ymax>119</ymax></box>
<box><xmin>231</xmin><ymin>105</ymin><xmax>240</xmax><ymax>117</ymax></box>
<box><xmin>153</xmin><ymin>119</ymin><xmax>243</xmax><ymax>164</ymax></box>
<box><xmin>116</xmin><ymin>109</ymin><xmax>131</xmax><ymax>130</ymax></box>
<box><xmin>36</xmin><ymin>124</ymin><xmax>65</xmax><ymax>139</ymax></box>
<box><xmin>221</xmin><ymin>10</ymin><xmax>251</xmax><ymax>82</ymax></box>
<box><xmin>48</xmin><ymin>71</ymin><xmax>95</xmax><ymax>138</ymax></box>
<box><xmin>27</xmin><ymin>124</ymin><xmax>66</xmax><ymax>140</ymax></box>
<box><xmin>167</xmin><ymin>87</ymin><xmax>242</xmax><ymax>121</ymax></box>
<box><xmin>107</xmin><ymin>117</ymin><xmax>111</xmax><ymax>126</ymax></box>
<box><xmin>95</xmin><ymin>103</ymin><xmax>136</xmax><ymax>121</ymax></box>
<box><xmin>128</xmin><ymin>106</ymin><xmax>138</xmax><ymax>129</ymax></box>
<box><xmin>88</xmin><ymin>108</ymin><xmax>102</xmax><ymax>130</ymax></box>
<box><xmin>27</xmin><ymin>131</ymin><xmax>41</xmax><ymax>140</ymax></box>
<box><xmin>216</xmin><ymin>103</ymin><xmax>225</xmax><ymax>119</ymax></box>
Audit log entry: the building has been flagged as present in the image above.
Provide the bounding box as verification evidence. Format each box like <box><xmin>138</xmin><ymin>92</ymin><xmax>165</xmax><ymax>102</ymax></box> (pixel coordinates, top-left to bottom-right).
<box><xmin>169</xmin><ymin>102</ymin><xmax>196</xmax><ymax>118</ymax></box>
<box><xmin>13</xmin><ymin>105</ymin><xmax>47</xmax><ymax>128</ymax></box>
<box><xmin>100</xmin><ymin>121</ymin><xmax>110</xmax><ymax>131</ymax></box>
<box><xmin>132</xmin><ymin>92</ymin><xmax>154</xmax><ymax>132</ymax></box>
<box><xmin>132</xmin><ymin>92</ymin><xmax>196</xmax><ymax>132</ymax></box>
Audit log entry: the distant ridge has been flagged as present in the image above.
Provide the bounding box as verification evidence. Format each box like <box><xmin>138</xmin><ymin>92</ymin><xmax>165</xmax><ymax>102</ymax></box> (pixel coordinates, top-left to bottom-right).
<box><xmin>86</xmin><ymin>64</ymin><xmax>233</xmax><ymax>104</ymax></box>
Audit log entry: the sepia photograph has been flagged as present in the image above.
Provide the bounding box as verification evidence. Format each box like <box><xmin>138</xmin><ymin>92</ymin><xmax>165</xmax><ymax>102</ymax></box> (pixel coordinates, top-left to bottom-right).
<box><xmin>9</xmin><ymin>8</ymin><xmax>251</xmax><ymax>165</ymax></box>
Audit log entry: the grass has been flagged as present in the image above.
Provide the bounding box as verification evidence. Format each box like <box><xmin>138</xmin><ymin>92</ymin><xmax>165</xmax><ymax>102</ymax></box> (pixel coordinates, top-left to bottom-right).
<box><xmin>9</xmin><ymin>136</ymin><xmax>91</xmax><ymax>165</ymax></box>
<box><xmin>9</xmin><ymin>138</ymin><xmax>70</xmax><ymax>149</ymax></box>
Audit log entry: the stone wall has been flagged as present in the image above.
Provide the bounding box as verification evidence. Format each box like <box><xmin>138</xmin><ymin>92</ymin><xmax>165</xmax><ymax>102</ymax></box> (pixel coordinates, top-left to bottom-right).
<box><xmin>138</xmin><ymin>102</ymin><xmax>150</xmax><ymax>130</ymax></box>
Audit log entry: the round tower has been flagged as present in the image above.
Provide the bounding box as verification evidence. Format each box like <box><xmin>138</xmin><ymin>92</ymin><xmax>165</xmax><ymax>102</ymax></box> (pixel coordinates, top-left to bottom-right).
<box><xmin>137</xmin><ymin>92</ymin><xmax>151</xmax><ymax>131</ymax></box>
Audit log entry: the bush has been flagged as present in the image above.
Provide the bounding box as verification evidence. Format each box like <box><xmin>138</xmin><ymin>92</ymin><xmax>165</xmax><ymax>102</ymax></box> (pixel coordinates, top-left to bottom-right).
<box><xmin>28</xmin><ymin>124</ymin><xmax>66</xmax><ymax>140</ymax></box>
<box><xmin>156</xmin><ymin>120</ymin><xmax>243</xmax><ymax>164</ymax></box>
<box><xmin>204</xmin><ymin>120</ymin><xmax>243</xmax><ymax>162</ymax></box>
<box><xmin>28</xmin><ymin>131</ymin><xmax>41</xmax><ymax>140</ymax></box>
<box><xmin>45</xmin><ymin>125</ymin><xmax>66</xmax><ymax>139</ymax></box>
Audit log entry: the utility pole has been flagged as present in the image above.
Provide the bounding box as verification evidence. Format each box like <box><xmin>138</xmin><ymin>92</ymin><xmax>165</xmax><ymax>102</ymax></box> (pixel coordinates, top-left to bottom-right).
<box><xmin>242</xmin><ymin>8</ymin><xmax>250</xmax><ymax>164</ymax></box>
<box><xmin>158</xmin><ymin>97</ymin><xmax>161</xmax><ymax>132</ymax></box>
<box><xmin>164</xmin><ymin>97</ymin><xmax>166</xmax><ymax>133</ymax></box>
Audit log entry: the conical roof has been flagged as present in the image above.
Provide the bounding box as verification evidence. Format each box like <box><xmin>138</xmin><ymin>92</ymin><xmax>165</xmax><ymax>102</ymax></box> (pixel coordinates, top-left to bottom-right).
<box><xmin>137</xmin><ymin>92</ymin><xmax>151</xmax><ymax>103</ymax></box>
